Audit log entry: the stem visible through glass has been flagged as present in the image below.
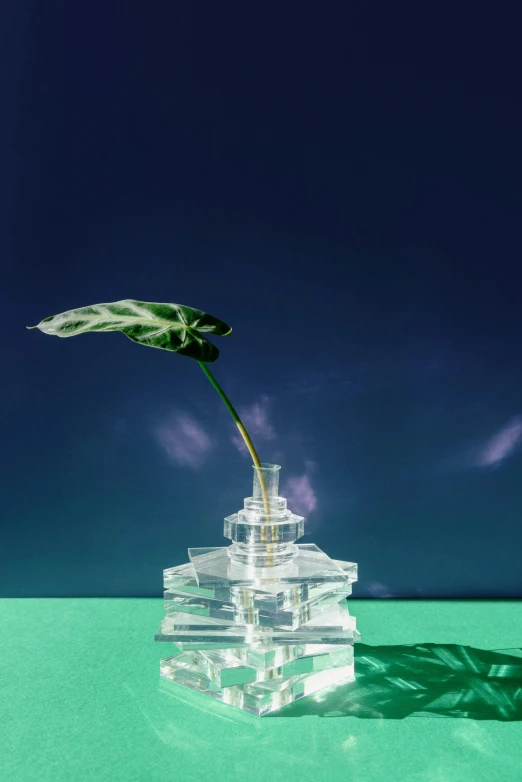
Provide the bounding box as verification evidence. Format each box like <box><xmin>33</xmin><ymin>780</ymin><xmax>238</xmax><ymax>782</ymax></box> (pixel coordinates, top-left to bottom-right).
<box><xmin>198</xmin><ymin>362</ymin><xmax>272</xmax><ymax>528</ymax></box>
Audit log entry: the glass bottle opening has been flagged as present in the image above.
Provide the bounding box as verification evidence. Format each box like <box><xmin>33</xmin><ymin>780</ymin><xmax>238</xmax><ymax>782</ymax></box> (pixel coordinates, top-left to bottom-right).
<box><xmin>252</xmin><ymin>464</ymin><xmax>281</xmax><ymax>499</ymax></box>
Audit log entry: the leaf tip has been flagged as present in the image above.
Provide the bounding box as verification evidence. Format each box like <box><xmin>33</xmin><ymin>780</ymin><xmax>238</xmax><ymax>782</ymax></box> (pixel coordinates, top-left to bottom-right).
<box><xmin>224</xmin><ymin>327</ymin><xmax>232</xmax><ymax>336</ymax></box>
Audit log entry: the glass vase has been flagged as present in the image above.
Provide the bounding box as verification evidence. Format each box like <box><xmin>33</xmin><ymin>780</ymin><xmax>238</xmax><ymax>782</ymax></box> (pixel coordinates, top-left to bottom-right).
<box><xmin>154</xmin><ymin>463</ymin><xmax>360</xmax><ymax>716</ymax></box>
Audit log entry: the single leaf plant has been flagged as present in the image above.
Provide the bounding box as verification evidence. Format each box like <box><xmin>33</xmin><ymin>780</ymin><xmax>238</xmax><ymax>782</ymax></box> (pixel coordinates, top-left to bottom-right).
<box><xmin>28</xmin><ymin>299</ymin><xmax>273</xmax><ymax>521</ymax></box>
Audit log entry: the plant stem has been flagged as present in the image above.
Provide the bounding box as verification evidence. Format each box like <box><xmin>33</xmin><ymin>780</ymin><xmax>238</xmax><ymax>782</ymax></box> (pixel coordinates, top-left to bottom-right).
<box><xmin>198</xmin><ymin>361</ymin><xmax>272</xmax><ymax>527</ymax></box>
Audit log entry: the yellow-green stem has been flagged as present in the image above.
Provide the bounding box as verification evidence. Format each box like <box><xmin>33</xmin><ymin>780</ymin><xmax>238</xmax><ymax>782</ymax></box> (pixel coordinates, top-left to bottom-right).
<box><xmin>198</xmin><ymin>362</ymin><xmax>272</xmax><ymax>534</ymax></box>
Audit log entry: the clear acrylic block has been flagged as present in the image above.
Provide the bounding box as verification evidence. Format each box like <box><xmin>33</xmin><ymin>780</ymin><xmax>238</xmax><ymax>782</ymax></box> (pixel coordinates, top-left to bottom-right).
<box><xmin>155</xmin><ymin>599</ymin><xmax>359</xmax><ymax>645</ymax></box>
<box><xmin>164</xmin><ymin>556</ymin><xmax>357</xmax><ymax>610</ymax></box>
<box><xmin>187</xmin><ymin>544</ymin><xmax>357</xmax><ymax>589</ymax></box>
<box><xmin>164</xmin><ymin>582</ymin><xmax>353</xmax><ymax>629</ymax></box>
<box><xmin>188</xmin><ymin>643</ymin><xmax>355</xmax><ymax>688</ymax></box>
<box><xmin>160</xmin><ymin>650</ymin><xmax>355</xmax><ymax>716</ymax></box>
<box><xmin>155</xmin><ymin>463</ymin><xmax>360</xmax><ymax>715</ymax></box>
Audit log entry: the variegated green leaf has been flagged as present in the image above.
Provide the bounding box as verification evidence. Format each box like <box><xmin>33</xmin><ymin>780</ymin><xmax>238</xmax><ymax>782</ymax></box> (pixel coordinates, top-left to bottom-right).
<box><xmin>27</xmin><ymin>299</ymin><xmax>232</xmax><ymax>362</ymax></box>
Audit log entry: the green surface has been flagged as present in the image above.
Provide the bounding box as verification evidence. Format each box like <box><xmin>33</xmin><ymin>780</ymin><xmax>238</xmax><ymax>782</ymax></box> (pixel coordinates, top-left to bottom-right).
<box><xmin>1</xmin><ymin>599</ymin><xmax>521</xmax><ymax>782</ymax></box>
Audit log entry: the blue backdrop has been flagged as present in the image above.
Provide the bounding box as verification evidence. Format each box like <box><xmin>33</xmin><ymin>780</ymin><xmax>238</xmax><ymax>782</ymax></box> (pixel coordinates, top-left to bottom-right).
<box><xmin>2</xmin><ymin>1</ymin><xmax>521</xmax><ymax>597</ymax></box>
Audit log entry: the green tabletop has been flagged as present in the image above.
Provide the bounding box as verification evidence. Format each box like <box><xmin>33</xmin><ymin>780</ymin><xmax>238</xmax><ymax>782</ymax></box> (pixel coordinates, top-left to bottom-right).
<box><xmin>1</xmin><ymin>599</ymin><xmax>521</xmax><ymax>782</ymax></box>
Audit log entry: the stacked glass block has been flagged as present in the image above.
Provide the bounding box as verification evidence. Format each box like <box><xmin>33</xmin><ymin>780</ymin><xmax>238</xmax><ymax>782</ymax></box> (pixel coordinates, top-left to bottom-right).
<box><xmin>155</xmin><ymin>463</ymin><xmax>360</xmax><ymax>716</ymax></box>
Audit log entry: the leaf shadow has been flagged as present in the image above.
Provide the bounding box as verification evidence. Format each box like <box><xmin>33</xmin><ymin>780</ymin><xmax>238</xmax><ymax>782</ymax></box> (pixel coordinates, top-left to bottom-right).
<box><xmin>267</xmin><ymin>643</ymin><xmax>522</xmax><ymax>720</ymax></box>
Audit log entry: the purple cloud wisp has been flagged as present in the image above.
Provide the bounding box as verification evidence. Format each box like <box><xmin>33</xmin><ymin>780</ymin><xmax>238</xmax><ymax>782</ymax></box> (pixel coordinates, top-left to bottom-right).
<box><xmin>281</xmin><ymin>461</ymin><xmax>318</xmax><ymax>516</ymax></box>
<box><xmin>154</xmin><ymin>412</ymin><xmax>213</xmax><ymax>470</ymax></box>
<box><xmin>477</xmin><ymin>415</ymin><xmax>522</xmax><ymax>467</ymax></box>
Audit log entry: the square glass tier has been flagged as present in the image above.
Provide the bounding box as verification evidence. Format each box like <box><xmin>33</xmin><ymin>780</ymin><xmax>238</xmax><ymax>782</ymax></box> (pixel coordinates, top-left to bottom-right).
<box><xmin>188</xmin><ymin>544</ymin><xmax>357</xmax><ymax>590</ymax></box>
<box><xmin>155</xmin><ymin>600</ymin><xmax>359</xmax><ymax>646</ymax></box>
<box><xmin>164</xmin><ymin>583</ymin><xmax>352</xmax><ymax>629</ymax></box>
<box><xmin>189</xmin><ymin>643</ymin><xmax>355</xmax><ymax>687</ymax></box>
<box><xmin>175</xmin><ymin>641</ymin><xmax>354</xmax><ymax>670</ymax></box>
<box><xmin>164</xmin><ymin>557</ymin><xmax>356</xmax><ymax>611</ymax></box>
<box><xmin>160</xmin><ymin>649</ymin><xmax>355</xmax><ymax>716</ymax></box>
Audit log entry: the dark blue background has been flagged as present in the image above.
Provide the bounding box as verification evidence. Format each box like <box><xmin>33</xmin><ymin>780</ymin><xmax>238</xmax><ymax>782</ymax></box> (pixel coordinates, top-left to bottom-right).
<box><xmin>2</xmin><ymin>1</ymin><xmax>522</xmax><ymax>597</ymax></box>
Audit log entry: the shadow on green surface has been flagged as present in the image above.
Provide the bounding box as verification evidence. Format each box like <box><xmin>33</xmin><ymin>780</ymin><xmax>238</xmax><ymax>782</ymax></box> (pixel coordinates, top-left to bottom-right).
<box><xmin>270</xmin><ymin>643</ymin><xmax>522</xmax><ymax>720</ymax></box>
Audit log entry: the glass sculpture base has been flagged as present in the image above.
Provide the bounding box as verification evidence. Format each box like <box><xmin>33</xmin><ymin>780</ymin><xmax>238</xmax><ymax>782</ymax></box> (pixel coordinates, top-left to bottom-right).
<box><xmin>155</xmin><ymin>545</ymin><xmax>359</xmax><ymax>715</ymax></box>
<box><xmin>155</xmin><ymin>464</ymin><xmax>360</xmax><ymax>715</ymax></box>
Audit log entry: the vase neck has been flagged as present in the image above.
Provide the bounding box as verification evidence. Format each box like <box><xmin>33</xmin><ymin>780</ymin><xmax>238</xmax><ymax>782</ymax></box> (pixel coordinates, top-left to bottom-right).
<box><xmin>224</xmin><ymin>464</ymin><xmax>305</xmax><ymax>567</ymax></box>
<box><xmin>252</xmin><ymin>463</ymin><xmax>280</xmax><ymax>501</ymax></box>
